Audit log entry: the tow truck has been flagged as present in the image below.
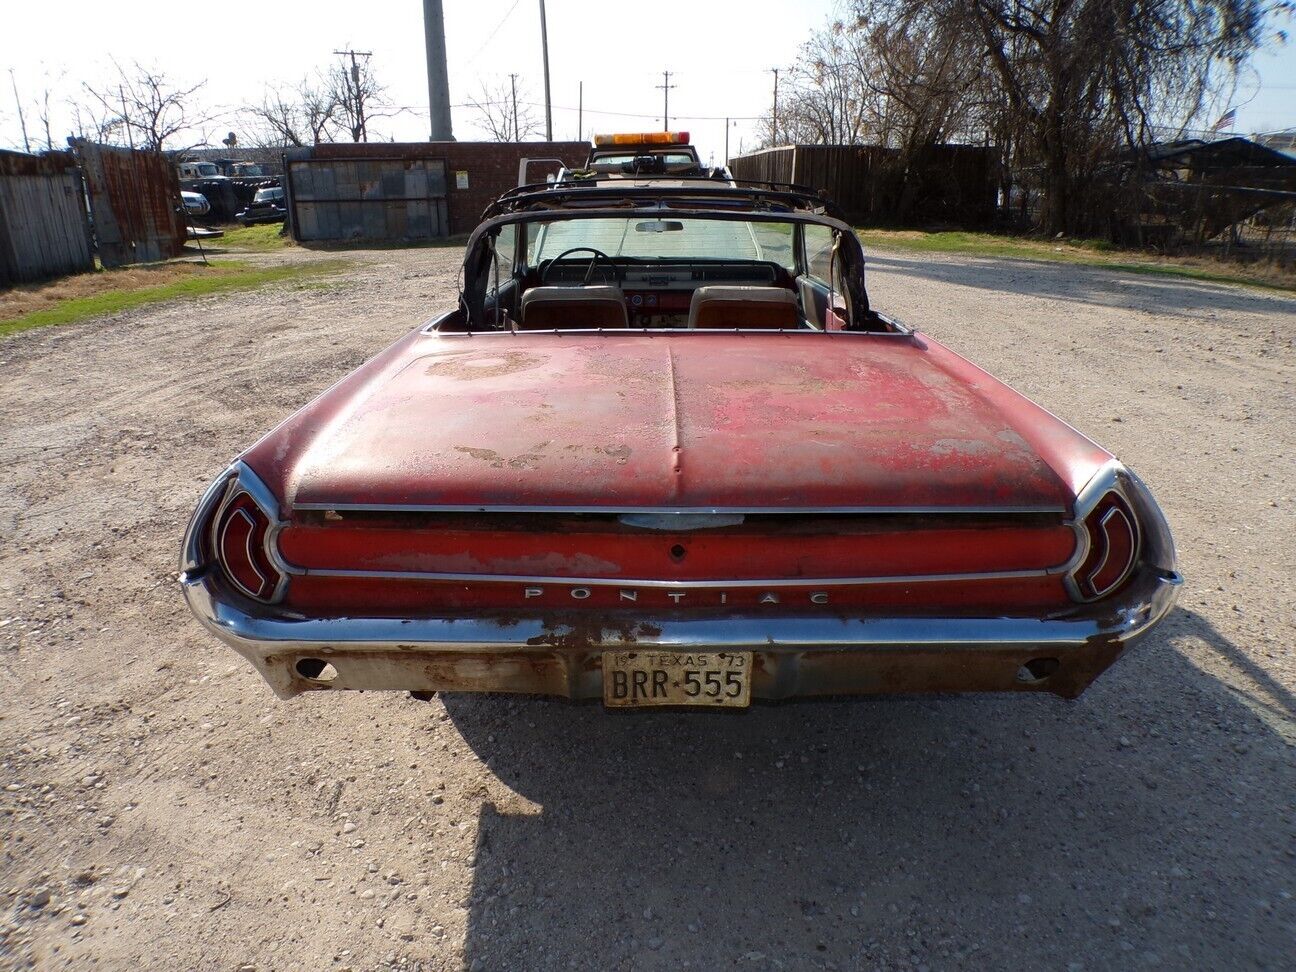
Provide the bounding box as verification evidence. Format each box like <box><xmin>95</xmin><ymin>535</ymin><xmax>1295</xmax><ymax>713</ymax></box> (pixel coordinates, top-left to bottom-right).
<box><xmin>518</xmin><ymin>131</ymin><xmax>731</xmax><ymax>186</ymax></box>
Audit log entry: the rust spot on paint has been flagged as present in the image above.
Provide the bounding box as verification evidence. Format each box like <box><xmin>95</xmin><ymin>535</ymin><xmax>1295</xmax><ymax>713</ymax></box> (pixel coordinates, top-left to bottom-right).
<box><xmin>455</xmin><ymin>446</ymin><xmax>501</xmax><ymax>462</ymax></box>
<box><xmin>426</xmin><ymin>350</ymin><xmax>542</xmax><ymax>380</ymax></box>
<box><xmin>525</xmin><ymin>617</ymin><xmax>664</xmax><ymax>651</ymax></box>
<box><xmin>453</xmin><ymin>446</ymin><xmax>545</xmax><ymax>469</ymax></box>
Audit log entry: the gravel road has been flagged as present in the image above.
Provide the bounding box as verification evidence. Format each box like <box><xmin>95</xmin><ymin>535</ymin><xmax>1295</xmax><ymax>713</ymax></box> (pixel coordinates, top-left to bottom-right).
<box><xmin>1</xmin><ymin>247</ymin><xmax>1293</xmax><ymax>972</ymax></box>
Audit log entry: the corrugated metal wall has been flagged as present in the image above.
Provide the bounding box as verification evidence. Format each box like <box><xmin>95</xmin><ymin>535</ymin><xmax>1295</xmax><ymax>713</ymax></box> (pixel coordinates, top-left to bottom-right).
<box><xmin>73</xmin><ymin>140</ymin><xmax>187</xmax><ymax>268</ymax></box>
<box><xmin>0</xmin><ymin>150</ymin><xmax>94</xmax><ymax>285</ymax></box>
<box><xmin>285</xmin><ymin>151</ymin><xmax>449</xmax><ymax>242</ymax></box>
<box><xmin>731</xmin><ymin>144</ymin><xmax>999</xmax><ymax>226</ymax></box>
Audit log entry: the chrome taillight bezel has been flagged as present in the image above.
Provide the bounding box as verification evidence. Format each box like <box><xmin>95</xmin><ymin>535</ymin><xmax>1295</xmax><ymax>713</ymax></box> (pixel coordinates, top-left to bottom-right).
<box><xmin>181</xmin><ymin>463</ymin><xmax>289</xmax><ymax>604</ymax></box>
<box><xmin>1064</xmin><ymin>460</ymin><xmax>1175</xmax><ymax>604</ymax></box>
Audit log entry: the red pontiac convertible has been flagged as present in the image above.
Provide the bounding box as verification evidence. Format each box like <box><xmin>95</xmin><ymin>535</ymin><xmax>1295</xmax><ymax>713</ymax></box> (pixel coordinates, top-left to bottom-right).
<box><xmin>180</xmin><ymin>166</ymin><xmax>1181</xmax><ymax>708</ymax></box>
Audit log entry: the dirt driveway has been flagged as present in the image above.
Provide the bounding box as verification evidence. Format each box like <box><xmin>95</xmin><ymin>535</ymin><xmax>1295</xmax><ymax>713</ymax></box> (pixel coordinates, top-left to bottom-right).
<box><xmin>1</xmin><ymin>247</ymin><xmax>1293</xmax><ymax>971</ymax></box>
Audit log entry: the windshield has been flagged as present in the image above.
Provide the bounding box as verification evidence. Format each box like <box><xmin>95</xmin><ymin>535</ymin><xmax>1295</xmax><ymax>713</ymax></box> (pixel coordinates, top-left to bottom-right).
<box><xmin>590</xmin><ymin>152</ymin><xmax>698</xmax><ymax>166</ymax></box>
<box><xmin>526</xmin><ymin>217</ymin><xmax>795</xmax><ymax>269</ymax></box>
<box><xmin>253</xmin><ymin>188</ymin><xmax>283</xmax><ymax>203</ymax></box>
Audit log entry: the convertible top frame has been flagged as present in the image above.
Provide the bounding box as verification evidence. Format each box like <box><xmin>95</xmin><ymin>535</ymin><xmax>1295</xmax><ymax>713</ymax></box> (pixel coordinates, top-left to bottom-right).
<box><xmin>459</xmin><ymin>182</ymin><xmax>872</xmax><ymax>332</ymax></box>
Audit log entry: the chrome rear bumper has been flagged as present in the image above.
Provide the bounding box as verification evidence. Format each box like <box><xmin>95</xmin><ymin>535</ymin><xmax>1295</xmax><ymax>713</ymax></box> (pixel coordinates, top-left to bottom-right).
<box><xmin>180</xmin><ymin>563</ymin><xmax>1182</xmax><ymax>700</ymax></box>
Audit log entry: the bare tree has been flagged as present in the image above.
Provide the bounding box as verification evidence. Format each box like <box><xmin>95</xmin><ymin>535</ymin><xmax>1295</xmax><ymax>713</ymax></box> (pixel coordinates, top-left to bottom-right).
<box><xmin>244</xmin><ymin>74</ymin><xmax>339</xmax><ymax>147</ymax></box>
<box><xmin>465</xmin><ymin>78</ymin><xmax>541</xmax><ymax>142</ymax></box>
<box><xmin>37</xmin><ymin>87</ymin><xmax>55</xmax><ymax>151</ymax></box>
<box><xmin>328</xmin><ymin>53</ymin><xmax>397</xmax><ymax>143</ymax></box>
<box><xmin>880</xmin><ymin>0</ymin><xmax>1279</xmax><ymax>234</ymax></box>
<box><xmin>69</xmin><ymin>99</ymin><xmax>124</xmax><ymax>145</ymax></box>
<box><xmin>83</xmin><ymin>60</ymin><xmax>215</xmax><ymax>151</ymax></box>
<box><xmin>767</xmin><ymin>1</ymin><xmax>1281</xmax><ymax>235</ymax></box>
<box><xmin>758</xmin><ymin>16</ymin><xmax>985</xmax><ymax>151</ymax></box>
<box><xmin>759</xmin><ymin>24</ymin><xmax>877</xmax><ymax>146</ymax></box>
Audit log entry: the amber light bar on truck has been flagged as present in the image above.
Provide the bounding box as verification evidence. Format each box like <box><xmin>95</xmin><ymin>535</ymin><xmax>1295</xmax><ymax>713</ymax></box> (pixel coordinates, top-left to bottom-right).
<box><xmin>593</xmin><ymin>131</ymin><xmax>690</xmax><ymax>146</ymax></box>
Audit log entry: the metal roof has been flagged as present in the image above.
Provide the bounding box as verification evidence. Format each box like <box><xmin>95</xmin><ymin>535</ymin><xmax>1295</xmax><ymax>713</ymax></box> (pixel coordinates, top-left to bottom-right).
<box><xmin>1141</xmin><ymin>136</ymin><xmax>1296</xmax><ymax>170</ymax></box>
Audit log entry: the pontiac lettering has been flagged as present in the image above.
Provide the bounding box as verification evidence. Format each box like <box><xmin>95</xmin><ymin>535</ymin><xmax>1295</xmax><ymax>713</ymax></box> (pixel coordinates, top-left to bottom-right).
<box><xmin>515</xmin><ymin>586</ymin><xmax>832</xmax><ymax>604</ymax></box>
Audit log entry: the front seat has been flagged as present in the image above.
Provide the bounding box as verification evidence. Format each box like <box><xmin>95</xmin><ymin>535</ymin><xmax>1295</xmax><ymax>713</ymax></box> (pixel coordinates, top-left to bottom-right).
<box><xmin>519</xmin><ymin>286</ymin><xmax>630</xmax><ymax>330</ymax></box>
<box><xmin>687</xmin><ymin>286</ymin><xmax>800</xmax><ymax>330</ymax></box>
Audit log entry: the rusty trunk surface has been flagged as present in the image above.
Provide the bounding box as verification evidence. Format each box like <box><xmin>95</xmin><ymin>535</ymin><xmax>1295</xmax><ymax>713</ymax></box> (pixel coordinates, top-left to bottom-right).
<box><xmin>248</xmin><ymin>330</ymin><xmax>1111</xmax><ymax>512</ymax></box>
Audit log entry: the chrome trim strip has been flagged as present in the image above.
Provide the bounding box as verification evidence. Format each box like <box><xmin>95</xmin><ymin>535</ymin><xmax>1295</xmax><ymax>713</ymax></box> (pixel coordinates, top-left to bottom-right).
<box><xmin>417</xmin><ymin>309</ymin><xmax>460</xmax><ymax>335</ymax></box>
<box><xmin>291</xmin><ymin>502</ymin><xmax>1069</xmax><ymax>514</ymax></box>
<box><xmin>273</xmin><ymin>564</ymin><xmax>1064</xmax><ymax>588</ymax></box>
<box><xmin>1090</xmin><ymin>507</ymin><xmax>1119</xmax><ymax>582</ymax></box>
<box><xmin>431</xmin><ymin>327</ymin><xmax>916</xmax><ymax>338</ymax></box>
<box><xmin>1085</xmin><ymin>505</ymin><xmax>1138</xmax><ymax>598</ymax></box>
<box><xmin>220</xmin><ymin>507</ymin><xmax>269</xmax><ymax>598</ymax></box>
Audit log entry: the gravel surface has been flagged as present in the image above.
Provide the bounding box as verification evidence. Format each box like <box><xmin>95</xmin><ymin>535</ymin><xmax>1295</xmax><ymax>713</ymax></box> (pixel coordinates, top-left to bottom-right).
<box><xmin>0</xmin><ymin>247</ymin><xmax>1293</xmax><ymax>971</ymax></box>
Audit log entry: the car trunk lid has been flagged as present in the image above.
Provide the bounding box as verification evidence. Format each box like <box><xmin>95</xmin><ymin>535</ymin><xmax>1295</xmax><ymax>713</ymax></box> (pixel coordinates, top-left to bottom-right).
<box><xmin>282</xmin><ymin>332</ymin><xmax>1104</xmax><ymax>513</ymax></box>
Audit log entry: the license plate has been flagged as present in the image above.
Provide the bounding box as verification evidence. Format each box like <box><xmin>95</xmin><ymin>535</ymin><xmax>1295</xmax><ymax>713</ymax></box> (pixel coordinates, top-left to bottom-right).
<box><xmin>602</xmin><ymin>650</ymin><xmax>752</xmax><ymax>708</ymax></box>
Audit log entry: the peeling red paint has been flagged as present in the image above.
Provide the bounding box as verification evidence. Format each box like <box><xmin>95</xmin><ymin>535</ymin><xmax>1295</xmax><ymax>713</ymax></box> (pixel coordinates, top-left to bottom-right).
<box><xmin>250</xmin><ymin>330</ymin><xmax>1109</xmax><ymax>512</ymax></box>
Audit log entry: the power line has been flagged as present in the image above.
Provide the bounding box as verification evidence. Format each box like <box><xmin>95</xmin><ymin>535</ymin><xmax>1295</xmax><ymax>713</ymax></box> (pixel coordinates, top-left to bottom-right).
<box><xmin>397</xmin><ymin>100</ymin><xmax>765</xmax><ymax>122</ymax></box>
<box><xmin>466</xmin><ymin>0</ymin><xmax>522</xmax><ymax>63</ymax></box>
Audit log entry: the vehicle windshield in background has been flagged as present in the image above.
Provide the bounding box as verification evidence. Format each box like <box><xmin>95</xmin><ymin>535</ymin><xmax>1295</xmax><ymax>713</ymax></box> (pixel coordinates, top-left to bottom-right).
<box><xmin>253</xmin><ymin>188</ymin><xmax>284</xmax><ymax>203</ymax></box>
<box><xmin>588</xmin><ymin>152</ymin><xmax>701</xmax><ymax>174</ymax></box>
<box><xmin>527</xmin><ymin>217</ymin><xmax>796</xmax><ymax>269</ymax></box>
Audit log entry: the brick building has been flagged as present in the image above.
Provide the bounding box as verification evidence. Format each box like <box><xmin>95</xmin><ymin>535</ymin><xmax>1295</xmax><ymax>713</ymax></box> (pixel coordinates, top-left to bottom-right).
<box><xmin>282</xmin><ymin>141</ymin><xmax>588</xmax><ymax>242</ymax></box>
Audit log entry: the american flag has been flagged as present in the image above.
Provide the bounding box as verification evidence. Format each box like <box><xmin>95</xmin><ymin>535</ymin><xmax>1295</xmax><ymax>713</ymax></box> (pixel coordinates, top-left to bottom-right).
<box><xmin>1212</xmin><ymin>108</ymin><xmax>1237</xmax><ymax>132</ymax></box>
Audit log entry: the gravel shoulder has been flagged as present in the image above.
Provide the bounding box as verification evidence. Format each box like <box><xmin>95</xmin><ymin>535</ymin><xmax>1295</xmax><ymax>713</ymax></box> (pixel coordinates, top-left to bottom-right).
<box><xmin>0</xmin><ymin>246</ymin><xmax>1293</xmax><ymax>971</ymax></box>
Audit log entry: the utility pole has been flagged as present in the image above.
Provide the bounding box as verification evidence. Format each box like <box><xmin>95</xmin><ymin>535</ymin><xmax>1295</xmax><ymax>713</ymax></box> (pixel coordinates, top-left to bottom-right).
<box><xmin>334</xmin><ymin>49</ymin><xmax>374</xmax><ymax>141</ymax></box>
<box><xmin>656</xmin><ymin>70</ymin><xmax>676</xmax><ymax>131</ymax></box>
<box><xmin>577</xmin><ymin>81</ymin><xmax>583</xmax><ymax>142</ymax></box>
<box><xmin>508</xmin><ymin>73</ymin><xmax>520</xmax><ymax>142</ymax></box>
<box><xmin>538</xmin><ymin>0</ymin><xmax>553</xmax><ymax>140</ymax></box>
<box><xmin>119</xmin><ymin>85</ymin><xmax>134</xmax><ymax>150</ymax></box>
<box><xmin>770</xmin><ymin>68</ymin><xmax>780</xmax><ymax>146</ymax></box>
<box><xmin>724</xmin><ymin>117</ymin><xmax>730</xmax><ymax>165</ymax></box>
<box><xmin>423</xmin><ymin>0</ymin><xmax>454</xmax><ymax>141</ymax></box>
<box><xmin>8</xmin><ymin>70</ymin><xmax>30</xmax><ymax>153</ymax></box>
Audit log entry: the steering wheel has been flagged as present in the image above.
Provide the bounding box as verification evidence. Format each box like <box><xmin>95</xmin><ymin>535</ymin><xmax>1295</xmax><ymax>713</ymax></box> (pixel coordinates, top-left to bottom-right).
<box><xmin>540</xmin><ymin>246</ymin><xmax>619</xmax><ymax>286</ymax></box>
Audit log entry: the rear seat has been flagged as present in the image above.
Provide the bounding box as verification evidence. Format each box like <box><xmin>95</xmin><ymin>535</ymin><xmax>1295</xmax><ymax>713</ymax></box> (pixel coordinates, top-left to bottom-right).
<box><xmin>687</xmin><ymin>286</ymin><xmax>800</xmax><ymax>329</ymax></box>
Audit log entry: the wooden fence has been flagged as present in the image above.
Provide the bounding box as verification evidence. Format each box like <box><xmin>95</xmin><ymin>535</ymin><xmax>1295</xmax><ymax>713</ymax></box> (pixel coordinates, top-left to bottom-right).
<box><xmin>730</xmin><ymin>144</ymin><xmax>1000</xmax><ymax>227</ymax></box>
<box><xmin>0</xmin><ymin>150</ymin><xmax>94</xmax><ymax>286</ymax></box>
<box><xmin>72</xmin><ymin>140</ymin><xmax>187</xmax><ymax>268</ymax></box>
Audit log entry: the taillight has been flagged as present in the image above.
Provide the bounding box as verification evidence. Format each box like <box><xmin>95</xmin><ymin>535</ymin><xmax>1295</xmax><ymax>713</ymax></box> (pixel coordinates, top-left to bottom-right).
<box><xmin>214</xmin><ymin>492</ymin><xmax>283</xmax><ymax>601</ymax></box>
<box><xmin>1074</xmin><ymin>493</ymin><xmax>1139</xmax><ymax>600</ymax></box>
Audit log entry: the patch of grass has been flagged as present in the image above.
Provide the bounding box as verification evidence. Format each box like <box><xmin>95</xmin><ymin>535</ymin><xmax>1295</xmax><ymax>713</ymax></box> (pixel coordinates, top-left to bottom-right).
<box><xmin>1</xmin><ymin>259</ymin><xmax>348</xmax><ymax>339</ymax></box>
<box><xmin>214</xmin><ymin>223</ymin><xmax>292</xmax><ymax>252</ymax></box>
<box><xmin>856</xmin><ymin>228</ymin><xmax>1296</xmax><ymax>292</ymax></box>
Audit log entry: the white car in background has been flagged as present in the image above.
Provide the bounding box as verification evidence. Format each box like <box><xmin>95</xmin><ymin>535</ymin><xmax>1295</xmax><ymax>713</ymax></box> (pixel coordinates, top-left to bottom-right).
<box><xmin>180</xmin><ymin>190</ymin><xmax>211</xmax><ymax>217</ymax></box>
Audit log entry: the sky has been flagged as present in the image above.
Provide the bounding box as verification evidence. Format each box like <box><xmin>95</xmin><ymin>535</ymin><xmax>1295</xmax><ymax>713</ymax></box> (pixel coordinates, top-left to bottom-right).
<box><xmin>1</xmin><ymin>0</ymin><xmax>1293</xmax><ymax>161</ymax></box>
